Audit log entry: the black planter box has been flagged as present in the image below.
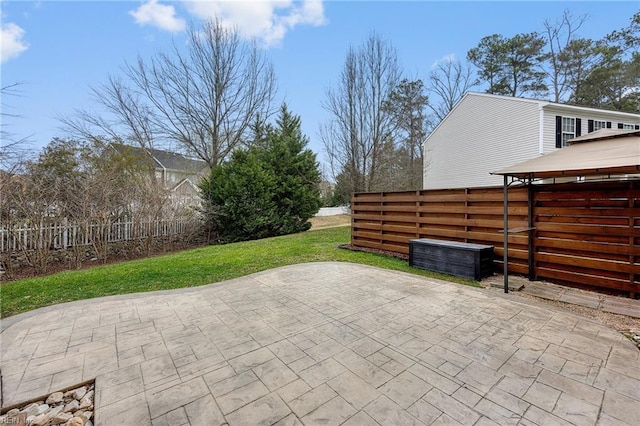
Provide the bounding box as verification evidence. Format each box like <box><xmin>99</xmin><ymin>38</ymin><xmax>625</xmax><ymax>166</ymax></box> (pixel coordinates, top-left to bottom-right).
<box><xmin>409</xmin><ymin>238</ymin><xmax>494</xmax><ymax>280</ymax></box>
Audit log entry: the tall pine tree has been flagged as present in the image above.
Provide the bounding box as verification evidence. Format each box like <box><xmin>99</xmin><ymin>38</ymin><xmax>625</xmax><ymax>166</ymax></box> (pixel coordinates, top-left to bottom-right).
<box><xmin>199</xmin><ymin>104</ymin><xmax>322</xmax><ymax>242</ymax></box>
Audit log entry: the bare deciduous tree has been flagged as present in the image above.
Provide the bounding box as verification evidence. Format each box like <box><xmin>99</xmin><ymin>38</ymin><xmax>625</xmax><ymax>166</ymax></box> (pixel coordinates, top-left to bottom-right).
<box><xmin>543</xmin><ymin>10</ymin><xmax>589</xmax><ymax>102</ymax></box>
<box><xmin>427</xmin><ymin>57</ymin><xmax>477</xmax><ymax>124</ymax></box>
<box><xmin>1</xmin><ymin>82</ymin><xmax>31</xmax><ymax>172</ymax></box>
<box><xmin>321</xmin><ymin>33</ymin><xmax>402</xmax><ymax>196</ymax></box>
<box><xmin>62</xmin><ymin>19</ymin><xmax>277</xmax><ymax>169</ymax></box>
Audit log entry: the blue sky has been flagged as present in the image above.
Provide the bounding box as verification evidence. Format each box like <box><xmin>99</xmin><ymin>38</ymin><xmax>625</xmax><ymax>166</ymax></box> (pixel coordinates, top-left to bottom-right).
<box><xmin>2</xmin><ymin>1</ymin><xmax>639</xmax><ymax>171</ymax></box>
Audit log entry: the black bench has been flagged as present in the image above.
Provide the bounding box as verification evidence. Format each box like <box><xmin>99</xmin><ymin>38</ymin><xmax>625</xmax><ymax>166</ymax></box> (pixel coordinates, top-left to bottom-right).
<box><xmin>409</xmin><ymin>238</ymin><xmax>494</xmax><ymax>280</ymax></box>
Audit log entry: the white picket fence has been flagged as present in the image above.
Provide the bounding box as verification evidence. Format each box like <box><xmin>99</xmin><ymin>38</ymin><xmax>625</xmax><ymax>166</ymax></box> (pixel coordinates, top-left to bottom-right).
<box><xmin>0</xmin><ymin>217</ymin><xmax>192</xmax><ymax>253</ymax></box>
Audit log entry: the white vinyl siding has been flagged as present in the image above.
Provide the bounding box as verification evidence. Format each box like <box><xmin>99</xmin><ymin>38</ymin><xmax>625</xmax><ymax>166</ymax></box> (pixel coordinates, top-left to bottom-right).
<box><xmin>542</xmin><ymin>106</ymin><xmax>640</xmax><ymax>153</ymax></box>
<box><xmin>424</xmin><ymin>93</ymin><xmax>640</xmax><ymax>190</ymax></box>
<box><xmin>423</xmin><ymin>93</ymin><xmax>540</xmax><ymax>189</ymax></box>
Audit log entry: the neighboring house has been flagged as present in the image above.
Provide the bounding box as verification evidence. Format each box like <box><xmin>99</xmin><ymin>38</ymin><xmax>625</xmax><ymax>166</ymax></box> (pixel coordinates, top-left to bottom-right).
<box><xmin>149</xmin><ymin>148</ymin><xmax>209</xmax><ymax>195</ymax></box>
<box><xmin>423</xmin><ymin>92</ymin><xmax>640</xmax><ymax>189</ymax></box>
<box><xmin>112</xmin><ymin>144</ymin><xmax>209</xmax><ymax>204</ymax></box>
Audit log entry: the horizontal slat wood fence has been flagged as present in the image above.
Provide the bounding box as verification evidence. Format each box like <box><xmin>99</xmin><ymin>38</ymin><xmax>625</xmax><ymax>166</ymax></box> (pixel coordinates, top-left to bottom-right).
<box><xmin>532</xmin><ymin>181</ymin><xmax>639</xmax><ymax>295</ymax></box>
<box><xmin>351</xmin><ymin>181</ymin><xmax>640</xmax><ymax>297</ymax></box>
<box><xmin>351</xmin><ymin>187</ymin><xmax>530</xmax><ymax>276</ymax></box>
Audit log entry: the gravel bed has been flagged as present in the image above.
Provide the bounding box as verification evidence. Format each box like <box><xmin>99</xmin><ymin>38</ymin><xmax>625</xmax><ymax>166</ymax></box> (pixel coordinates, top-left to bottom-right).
<box><xmin>0</xmin><ymin>382</ymin><xmax>94</xmax><ymax>426</ymax></box>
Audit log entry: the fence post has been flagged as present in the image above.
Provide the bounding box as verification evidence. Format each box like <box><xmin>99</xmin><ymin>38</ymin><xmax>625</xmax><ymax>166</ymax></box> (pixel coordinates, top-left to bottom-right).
<box><xmin>503</xmin><ymin>176</ymin><xmax>509</xmax><ymax>294</ymax></box>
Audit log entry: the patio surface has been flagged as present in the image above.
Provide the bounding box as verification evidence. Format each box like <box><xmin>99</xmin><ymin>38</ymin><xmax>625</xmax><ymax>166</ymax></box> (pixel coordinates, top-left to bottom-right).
<box><xmin>1</xmin><ymin>262</ymin><xmax>639</xmax><ymax>425</ymax></box>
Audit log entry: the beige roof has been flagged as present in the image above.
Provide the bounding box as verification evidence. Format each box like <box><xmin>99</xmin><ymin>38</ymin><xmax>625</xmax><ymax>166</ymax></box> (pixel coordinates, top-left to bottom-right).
<box><xmin>493</xmin><ymin>134</ymin><xmax>640</xmax><ymax>178</ymax></box>
<box><xmin>569</xmin><ymin>128</ymin><xmax>639</xmax><ymax>144</ymax></box>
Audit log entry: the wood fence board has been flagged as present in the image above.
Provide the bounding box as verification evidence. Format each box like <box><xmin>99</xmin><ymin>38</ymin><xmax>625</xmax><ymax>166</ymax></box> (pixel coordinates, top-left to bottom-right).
<box><xmin>535</xmin><ymin>252</ymin><xmax>637</xmax><ymax>274</ymax></box>
<box><xmin>535</xmin><ymin>223</ymin><xmax>639</xmax><ymax>237</ymax></box>
<box><xmin>351</xmin><ymin>181</ymin><xmax>640</xmax><ymax>297</ymax></box>
<box><xmin>535</xmin><ymin>267</ymin><xmax>637</xmax><ymax>293</ymax></box>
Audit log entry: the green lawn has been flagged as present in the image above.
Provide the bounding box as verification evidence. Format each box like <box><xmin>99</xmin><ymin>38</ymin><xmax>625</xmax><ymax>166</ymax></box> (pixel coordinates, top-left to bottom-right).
<box><xmin>0</xmin><ymin>226</ymin><xmax>478</xmax><ymax>318</ymax></box>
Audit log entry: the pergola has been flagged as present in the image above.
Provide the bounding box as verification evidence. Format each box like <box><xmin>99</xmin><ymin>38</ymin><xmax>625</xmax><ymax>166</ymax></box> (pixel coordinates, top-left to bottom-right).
<box><xmin>492</xmin><ymin>129</ymin><xmax>640</xmax><ymax>293</ymax></box>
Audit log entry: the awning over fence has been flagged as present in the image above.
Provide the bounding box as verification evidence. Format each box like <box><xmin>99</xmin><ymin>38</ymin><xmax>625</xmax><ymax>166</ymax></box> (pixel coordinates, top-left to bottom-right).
<box><xmin>492</xmin><ymin>132</ymin><xmax>640</xmax><ymax>179</ymax></box>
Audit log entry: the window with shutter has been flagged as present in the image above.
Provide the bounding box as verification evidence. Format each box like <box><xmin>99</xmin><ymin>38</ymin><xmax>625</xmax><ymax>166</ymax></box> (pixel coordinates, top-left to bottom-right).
<box><xmin>588</xmin><ymin>119</ymin><xmax>594</xmax><ymax>133</ymax></box>
<box><xmin>560</xmin><ymin>117</ymin><xmax>575</xmax><ymax>147</ymax></box>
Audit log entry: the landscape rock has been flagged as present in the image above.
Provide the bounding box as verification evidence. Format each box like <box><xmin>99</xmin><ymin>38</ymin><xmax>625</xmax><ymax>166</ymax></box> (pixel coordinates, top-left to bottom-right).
<box><xmin>24</xmin><ymin>403</ymin><xmax>40</xmax><ymax>417</ymax></box>
<box><xmin>73</xmin><ymin>386</ymin><xmax>87</xmax><ymax>400</ymax></box>
<box><xmin>32</xmin><ymin>413</ymin><xmax>51</xmax><ymax>426</ymax></box>
<box><xmin>74</xmin><ymin>411</ymin><xmax>90</xmax><ymax>423</ymax></box>
<box><xmin>3</xmin><ymin>382</ymin><xmax>95</xmax><ymax>426</ymax></box>
<box><xmin>64</xmin><ymin>400</ymin><xmax>80</xmax><ymax>413</ymax></box>
<box><xmin>47</xmin><ymin>391</ymin><xmax>64</xmax><ymax>404</ymax></box>
<box><xmin>78</xmin><ymin>397</ymin><xmax>93</xmax><ymax>410</ymax></box>
<box><xmin>52</xmin><ymin>412</ymin><xmax>73</xmax><ymax>425</ymax></box>
<box><xmin>65</xmin><ymin>416</ymin><xmax>85</xmax><ymax>426</ymax></box>
<box><xmin>83</xmin><ymin>390</ymin><xmax>94</xmax><ymax>402</ymax></box>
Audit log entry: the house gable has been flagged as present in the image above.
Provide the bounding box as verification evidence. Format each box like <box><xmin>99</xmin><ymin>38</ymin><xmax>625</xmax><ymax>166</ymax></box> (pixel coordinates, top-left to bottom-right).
<box><xmin>423</xmin><ymin>93</ymin><xmax>542</xmax><ymax>189</ymax></box>
<box><xmin>424</xmin><ymin>92</ymin><xmax>640</xmax><ymax>190</ymax></box>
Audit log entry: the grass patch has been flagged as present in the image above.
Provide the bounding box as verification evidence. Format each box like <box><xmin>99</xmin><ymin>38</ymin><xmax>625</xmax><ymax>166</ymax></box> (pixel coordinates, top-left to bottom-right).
<box><xmin>1</xmin><ymin>226</ymin><xmax>478</xmax><ymax>318</ymax></box>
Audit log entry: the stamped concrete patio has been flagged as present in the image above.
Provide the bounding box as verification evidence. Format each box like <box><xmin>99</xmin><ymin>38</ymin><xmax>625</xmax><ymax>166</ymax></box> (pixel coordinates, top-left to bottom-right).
<box><xmin>1</xmin><ymin>262</ymin><xmax>639</xmax><ymax>425</ymax></box>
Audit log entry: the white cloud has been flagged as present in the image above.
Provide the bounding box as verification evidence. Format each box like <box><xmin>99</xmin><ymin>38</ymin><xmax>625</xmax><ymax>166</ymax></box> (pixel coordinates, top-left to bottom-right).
<box><xmin>431</xmin><ymin>53</ymin><xmax>456</xmax><ymax>69</ymax></box>
<box><xmin>1</xmin><ymin>22</ymin><xmax>29</xmax><ymax>64</ymax></box>
<box><xmin>184</xmin><ymin>0</ymin><xmax>326</xmax><ymax>46</ymax></box>
<box><xmin>130</xmin><ymin>0</ymin><xmax>186</xmax><ymax>33</ymax></box>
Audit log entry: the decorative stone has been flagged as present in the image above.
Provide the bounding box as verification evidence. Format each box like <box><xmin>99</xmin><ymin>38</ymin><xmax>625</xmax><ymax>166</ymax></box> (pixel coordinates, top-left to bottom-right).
<box><xmin>65</xmin><ymin>416</ymin><xmax>85</xmax><ymax>426</ymax></box>
<box><xmin>64</xmin><ymin>400</ymin><xmax>80</xmax><ymax>413</ymax></box>
<box><xmin>32</xmin><ymin>413</ymin><xmax>51</xmax><ymax>426</ymax></box>
<box><xmin>73</xmin><ymin>386</ymin><xmax>87</xmax><ymax>400</ymax></box>
<box><xmin>2</xmin><ymin>381</ymin><xmax>95</xmax><ymax>426</ymax></box>
<box><xmin>78</xmin><ymin>397</ymin><xmax>93</xmax><ymax>410</ymax></box>
<box><xmin>48</xmin><ymin>405</ymin><xmax>64</xmax><ymax>418</ymax></box>
<box><xmin>83</xmin><ymin>390</ymin><xmax>94</xmax><ymax>402</ymax></box>
<box><xmin>52</xmin><ymin>412</ymin><xmax>73</xmax><ymax>425</ymax></box>
<box><xmin>47</xmin><ymin>391</ymin><xmax>64</xmax><ymax>404</ymax></box>
<box><xmin>24</xmin><ymin>403</ymin><xmax>40</xmax><ymax>417</ymax></box>
<box><xmin>74</xmin><ymin>411</ymin><xmax>89</xmax><ymax>423</ymax></box>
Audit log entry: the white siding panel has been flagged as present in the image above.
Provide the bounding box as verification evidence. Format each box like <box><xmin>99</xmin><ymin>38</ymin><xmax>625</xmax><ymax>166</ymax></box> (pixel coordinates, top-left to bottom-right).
<box><xmin>424</xmin><ymin>94</ymin><xmax>540</xmax><ymax>189</ymax></box>
<box><xmin>542</xmin><ymin>106</ymin><xmax>640</xmax><ymax>153</ymax></box>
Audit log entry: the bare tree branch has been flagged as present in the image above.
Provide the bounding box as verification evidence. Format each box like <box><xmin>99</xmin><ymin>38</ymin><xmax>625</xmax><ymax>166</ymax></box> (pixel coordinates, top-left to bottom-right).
<box><xmin>60</xmin><ymin>19</ymin><xmax>277</xmax><ymax>169</ymax></box>
<box><xmin>427</xmin><ymin>57</ymin><xmax>477</xmax><ymax>124</ymax></box>
<box><xmin>321</xmin><ymin>33</ymin><xmax>401</xmax><ymax>195</ymax></box>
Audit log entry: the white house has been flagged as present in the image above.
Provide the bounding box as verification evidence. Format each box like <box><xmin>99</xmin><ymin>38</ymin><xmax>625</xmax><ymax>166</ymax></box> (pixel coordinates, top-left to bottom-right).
<box><xmin>423</xmin><ymin>92</ymin><xmax>640</xmax><ymax>189</ymax></box>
